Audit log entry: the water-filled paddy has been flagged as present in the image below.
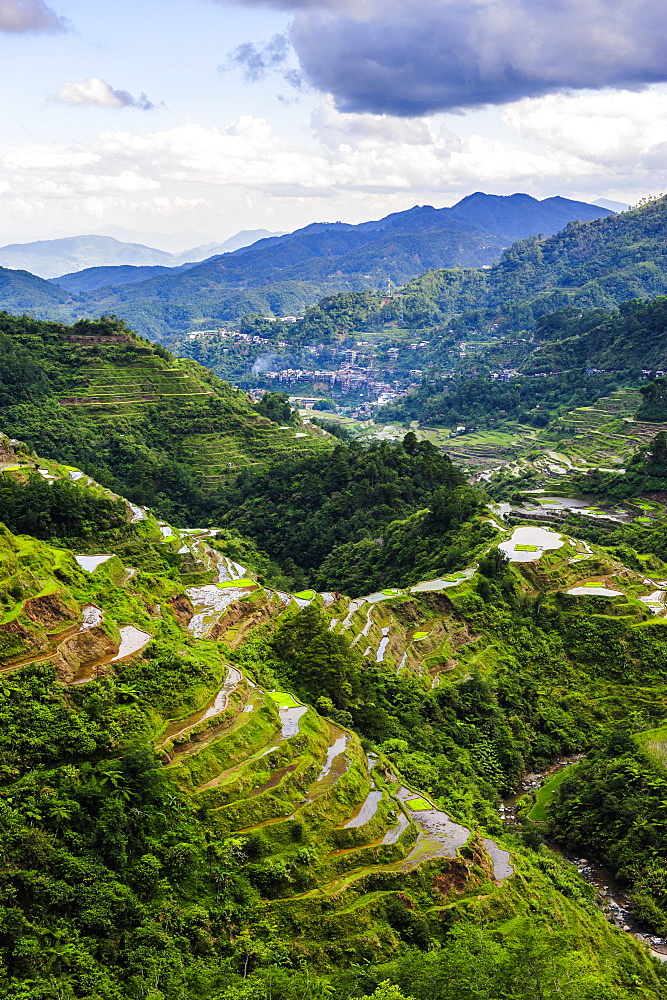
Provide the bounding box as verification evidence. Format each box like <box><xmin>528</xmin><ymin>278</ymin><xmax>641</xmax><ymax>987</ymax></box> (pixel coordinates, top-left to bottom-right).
<box><xmin>410</xmin><ymin>567</ymin><xmax>475</xmax><ymax>592</ymax></box>
<box><xmin>567</xmin><ymin>585</ymin><xmax>623</xmax><ymax>597</ymax></box>
<box><xmin>111</xmin><ymin>626</ymin><xmax>151</xmax><ymax>661</ymax></box>
<box><xmin>162</xmin><ymin>666</ymin><xmax>242</xmax><ymax>743</ymax></box>
<box><xmin>343</xmin><ymin>789</ymin><xmax>383</xmax><ymax>828</ymax></box>
<box><xmin>499</xmin><ymin>526</ymin><xmax>564</xmax><ymax>562</ymax></box>
<box><xmin>640</xmin><ymin>591</ymin><xmax>666</xmax><ymax>614</ymax></box>
<box><xmin>75</xmin><ymin>554</ymin><xmax>114</xmax><ymax>572</ymax></box>
<box><xmin>80</xmin><ymin>604</ymin><xmax>103</xmax><ymax>630</ymax></box>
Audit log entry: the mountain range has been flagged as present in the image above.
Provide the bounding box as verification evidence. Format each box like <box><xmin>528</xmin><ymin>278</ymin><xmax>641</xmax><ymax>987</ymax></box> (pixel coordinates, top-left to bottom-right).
<box><xmin>395</xmin><ymin>193</ymin><xmax>667</xmax><ymax>335</ymax></box>
<box><xmin>0</xmin><ymin>192</ymin><xmax>613</xmax><ymax>337</ymax></box>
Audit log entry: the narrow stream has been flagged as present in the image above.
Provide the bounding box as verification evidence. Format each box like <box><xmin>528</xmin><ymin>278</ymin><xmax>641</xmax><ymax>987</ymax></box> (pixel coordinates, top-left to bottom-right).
<box><xmin>502</xmin><ymin>758</ymin><xmax>667</xmax><ymax>959</ymax></box>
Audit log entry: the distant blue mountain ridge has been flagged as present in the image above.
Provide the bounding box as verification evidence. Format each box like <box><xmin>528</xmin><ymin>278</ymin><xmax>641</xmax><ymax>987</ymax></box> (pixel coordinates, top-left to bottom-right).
<box><xmin>0</xmin><ymin>192</ymin><xmax>614</xmax><ymax>335</ymax></box>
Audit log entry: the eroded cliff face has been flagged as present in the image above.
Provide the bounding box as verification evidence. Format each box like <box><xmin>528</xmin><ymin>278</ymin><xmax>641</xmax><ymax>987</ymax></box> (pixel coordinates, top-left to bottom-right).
<box><xmin>53</xmin><ymin>627</ymin><xmax>119</xmax><ymax>684</ymax></box>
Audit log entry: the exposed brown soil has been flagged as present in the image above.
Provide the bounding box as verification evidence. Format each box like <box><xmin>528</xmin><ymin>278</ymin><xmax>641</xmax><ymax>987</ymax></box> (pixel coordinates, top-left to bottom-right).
<box><xmin>0</xmin><ymin>617</ymin><xmax>34</xmax><ymax>642</ymax></box>
<box><xmin>23</xmin><ymin>594</ymin><xmax>74</xmax><ymax>629</ymax></box>
<box><xmin>468</xmin><ymin>837</ymin><xmax>495</xmax><ymax>880</ymax></box>
<box><xmin>450</xmin><ymin>622</ymin><xmax>478</xmax><ymax>650</ymax></box>
<box><xmin>209</xmin><ymin>599</ymin><xmax>275</xmax><ymax>640</ymax></box>
<box><xmin>390</xmin><ymin>600</ymin><xmax>424</xmax><ymax>625</ymax></box>
<box><xmin>431</xmin><ymin>860</ymin><xmax>470</xmax><ymax>896</ymax></box>
<box><xmin>167</xmin><ymin>594</ymin><xmax>194</xmax><ymax>626</ymax></box>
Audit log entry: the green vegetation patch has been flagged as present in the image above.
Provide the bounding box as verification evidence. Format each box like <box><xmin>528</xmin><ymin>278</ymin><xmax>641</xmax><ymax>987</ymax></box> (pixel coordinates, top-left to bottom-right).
<box><xmin>294</xmin><ymin>589</ymin><xmax>316</xmax><ymax>600</ymax></box>
<box><xmin>412</xmin><ymin>631</ymin><xmax>431</xmax><ymax>641</ymax></box>
<box><xmin>528</xmin><ymin>767</ymin><xmax>572</xmax><ymax>822</ymax></box>
<box><xmin>269</xmin><ymin>691</ymin><xmax>301</xmax><ymax>708</ymax></box>
<box><xmin>405</xmin><ymin>796</ymin><xmax>432</xmax><ymax>811</ymax></box>
<box><xmin>381</xmin><ymin>588</ymin><xmax>402</xmax><ymax>596</ymax></box>
<box><xmin>217</xmin><ymin>578</ymin><xmax>256</xmax><ymax>589</ymax></box>
<box><xmin>515</xmin><ymin>544</ymin><xmax>539</xmax><ymax>552</ymax></box>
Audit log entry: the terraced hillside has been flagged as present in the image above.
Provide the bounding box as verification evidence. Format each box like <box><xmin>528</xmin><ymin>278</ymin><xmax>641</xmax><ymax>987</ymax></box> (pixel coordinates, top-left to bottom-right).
<box><xmin>0</xmin><ymin>312</ymin><xmax>331</xmax><ymax>499</ymax></box>
<box><xmin>473</xmin><ymin>389</ymin><xmax>667</xmax><ymax>497</ymax></box>
<box><xmin>549</xmin><ymin>389</ymin><xmax>667</xmax><ymax>467</ymax></box>
<box><xmin>2</xmin><ymin>448</ymin><xmax>667</xmax><ymax>995</ymax></box>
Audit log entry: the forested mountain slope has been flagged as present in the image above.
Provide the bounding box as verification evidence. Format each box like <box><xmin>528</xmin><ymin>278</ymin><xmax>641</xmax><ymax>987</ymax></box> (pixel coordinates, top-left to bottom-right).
<box><xmin>0</xmin><ymin>312</ymin><xmax>330</xmax><ymax>521</ymax></box>
<box><xmin>0</xmin><ymin>194</ymin><xmax>611</xmax><ymax>338</ymax></box>
<box><xmin>398</xmin><ymin>195</ymin><xmax>667</xmax><ymax>333</ymax></box>
<box><xmin>0</xmin><ymin>433</ymin><xmax>666</xmax><ymax>999</ymax></box>
<box><xmin>0</xmin><ymin>267</ymin><xmax>69</xmax><ymax>316</ymax></box>
<box><xmin>70</xmin><ymin>193</ymin><xmax>610</xmax><ymax>336</ymax></box>
<box><xmin>526</xmin><ymin>296</ymin><xmax>667</xmax><ymax>372</ymax></box>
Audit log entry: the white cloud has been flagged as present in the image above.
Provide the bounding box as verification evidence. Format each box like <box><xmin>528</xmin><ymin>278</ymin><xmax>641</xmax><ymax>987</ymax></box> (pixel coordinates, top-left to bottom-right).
<box><xmin>0</xmin><ymin>0</ymin><xmax>68</xmax><ymax>33</ymax></box>
<box><xmin>1</xmin><ymin>87</ymin><xmax>666</xmax><ymax>237</ymax></box>
<box><xmin>53</xmin><ymin>78</ymin><xmax>154</xmax><ymax>110</ymax></box>
<box><xmin>502</xmin><ymin>90</ymin><xmax>667</xmax><ymax>166</ymax></box>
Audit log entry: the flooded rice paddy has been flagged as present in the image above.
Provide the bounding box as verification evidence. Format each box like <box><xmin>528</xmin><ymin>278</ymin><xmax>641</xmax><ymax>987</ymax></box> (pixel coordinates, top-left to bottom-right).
<box><xmin>75</xmin><ymin>554</ymin><xmax>114</xmax><ymax>572</ymax></box>
<box><xmin>111</xmin><ymin>626</ymin><xmax>152</xmax><ymax>662</ymax></box>
<box><xmin>498</xmin><ymin>526</ymin><xmax>564</xmax><ymax>562</ymax></box>
<box><xmin>162</xmin><ymin>666</ymin><xmax>242</xmax><ymax>743</ymax></box>
<box><xmin>80</xmin><ymin>604</ymin><xmax>103</xmax><ymax>630</ymax></box>
<box><xmin>410</xmin><ymin>568</ymin><xmax>474</xmax><ymax>592</ymax></box>
<box><xmin>567</xmin><ymin>585</ymin><xmax>623</xmax><ymax>597</ymax></box>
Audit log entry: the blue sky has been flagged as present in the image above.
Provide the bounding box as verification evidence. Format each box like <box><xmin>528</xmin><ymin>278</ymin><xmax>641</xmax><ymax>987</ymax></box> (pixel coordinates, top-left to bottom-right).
<box><xmin>1</xmin><ymin>0</ymin><xmax>666</xmax><ymax>247</ymax></box>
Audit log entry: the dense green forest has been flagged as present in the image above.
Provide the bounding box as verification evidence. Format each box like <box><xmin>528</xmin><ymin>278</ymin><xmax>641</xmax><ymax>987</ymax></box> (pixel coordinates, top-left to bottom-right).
<box><xmin>212</xmin><ymin>436</ymin><xmax>491</xmax><ymax>595</ymax></box>
<box><xmin>550</xmin><ymin>729</ymin><xmax>667</xmax><ymax>935</ymax></box>
<box><xmin>637</xmin><ymin>380</ymin><xmax>667</xmax><ymax>422</ymax></box>
<box><xmin>526</xmin><ymin>297</ymin><xmax>667</xmax><ymax>373</ymax></box>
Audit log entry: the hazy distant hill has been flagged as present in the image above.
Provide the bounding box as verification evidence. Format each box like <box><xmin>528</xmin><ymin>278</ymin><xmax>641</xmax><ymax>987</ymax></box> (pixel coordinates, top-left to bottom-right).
<box><xmin>0</xmin><ymin>229</ymin><xmax>287</xmax><ymax>281</ymax></box>
<box><xmin>0</xmin><ymin>236</ymin><xmax>174</xmax><ymax>279</ymax></box>
<box><xmin>90</xmin><ymin>224</ymin><xmax>285</xmax><ymax>255</ymax></box>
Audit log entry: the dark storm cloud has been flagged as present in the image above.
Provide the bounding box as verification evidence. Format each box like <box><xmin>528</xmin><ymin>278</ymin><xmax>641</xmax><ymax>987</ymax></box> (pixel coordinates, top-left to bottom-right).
<box><xmin>220</xmin><ymin>0</ymin><xmax>667</xmax><ymax>115</ymax></box>
<box><xmin>0</xmin><ymin>0</ymin><xmax>69</xmax><ymax>33</ymax></box>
